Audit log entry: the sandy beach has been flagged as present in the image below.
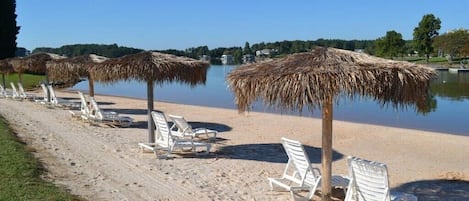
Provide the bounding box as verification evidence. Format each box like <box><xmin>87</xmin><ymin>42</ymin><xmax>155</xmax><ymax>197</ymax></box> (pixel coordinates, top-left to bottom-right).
<box><xmin>0</xmin><ymin>89</ymin><xmax>468</xmax><ymax>201</ymax></box>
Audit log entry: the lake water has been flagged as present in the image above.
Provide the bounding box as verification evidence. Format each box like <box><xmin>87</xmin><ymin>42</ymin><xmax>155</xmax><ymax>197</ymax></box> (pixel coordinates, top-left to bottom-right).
<box><xmin>71</xmin><ymin>65</ymin><xmax>469</xmax><ymax>136</ymax></box>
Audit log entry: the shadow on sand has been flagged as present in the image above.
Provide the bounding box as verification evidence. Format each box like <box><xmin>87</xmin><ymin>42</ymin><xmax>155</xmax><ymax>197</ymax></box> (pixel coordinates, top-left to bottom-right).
<box><xmin>393</xmin><ymin>179</ymin><xmax>469</xmax><ymax>201</ymax></box>
<box><xmin>217</xmin><ymin>143</ymin><xmax>344</xmax><ymax>164</ymax></box>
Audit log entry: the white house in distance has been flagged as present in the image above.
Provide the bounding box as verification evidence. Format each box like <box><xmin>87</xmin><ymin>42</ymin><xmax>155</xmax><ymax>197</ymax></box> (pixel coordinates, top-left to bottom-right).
<box><xmin>221</xmin><ymin>54</ymin><xmax>234</xmax><ymax>65</ymax></box>
<box><xmin>199</xmin><ymin>55</ymin><xmax>211</xmax><ymax>63</ymax></box>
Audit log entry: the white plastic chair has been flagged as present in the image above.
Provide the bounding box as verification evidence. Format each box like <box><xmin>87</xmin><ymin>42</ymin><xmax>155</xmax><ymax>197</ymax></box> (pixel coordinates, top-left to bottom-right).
<box><xmin>9</xmin><ymin>82</ymin><xmax>22</xmax><ymax>100</ymax></box>
<box><xmin>34</xmin><ymin>83</ymin><xmax>49</xmax><ymax>104</ymax></box>
<box><xmin>0</xmin><ymin>83</ymin><xmax>11</xmax><ymax>98</ymax></box>
<box><xmin>17</xmin><ymin>82</ymin><xmax>36</xmax><ymax>100</ymax></box>
<box><xmin>88</xmin><ymin>97</ymin><xmax>133</xmax><ymax>127</ymax></box>
<box><xmin>269</xmin><ymin>137</ymin><xmax>349</xmax><ymax>201</ymax></box>
<box><xmin>69</xmin><ymin>91</ymin><xmax>91</xmax><ymax>120</ymax></box>
<box><xmin>47</xmin><ymin>85</ymin><xmax>79</xmax><ymax>108</ymax></box>
<box><xmin>345</xmin><ymin>156</ymin><xmax>418</xmax><ymax>201</ymax></box>
<box><xmin>168</xmin><ymin>114</ymin><xmax>218</xmax><ymax>141</ymax></box>
<box><xmin>138</xmin><ymin>111</ymin><xmax>210</xmax><ymax>158</ymax></box>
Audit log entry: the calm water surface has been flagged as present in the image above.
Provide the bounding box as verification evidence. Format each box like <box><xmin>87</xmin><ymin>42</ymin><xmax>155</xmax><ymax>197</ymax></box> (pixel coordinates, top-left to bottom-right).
<box><xmin>71</xmin><ymin>65</ymin><xmax>469</xmax><ymax>136</ymax></box>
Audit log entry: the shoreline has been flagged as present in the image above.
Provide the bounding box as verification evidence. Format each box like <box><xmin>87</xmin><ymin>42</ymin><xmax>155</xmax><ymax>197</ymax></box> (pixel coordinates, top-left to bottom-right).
<box><xmin>0</xmin><ymin>89</ymin><xmax>468</xmax><ymax>200</ymax></box>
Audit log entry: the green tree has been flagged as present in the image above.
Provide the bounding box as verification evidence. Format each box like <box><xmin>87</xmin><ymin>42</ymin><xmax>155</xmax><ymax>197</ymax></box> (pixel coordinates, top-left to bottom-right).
<box><xmin>433</xmin><ymin>29</ymin><xmax>469</xmax><ymax>60</ymax></box>
<box><xmin>374</xmin><ymin>30</ymin><xmax>405</xmax><ymax>58</ymax></box>
<box><xmin>413</xmin><ymin>14</ymin><xmax>441</xmax><ymax>62</ymax></box>
<box><xmin>243</xmin><ymin>42</ymin><xmax>252</xmax><ymax>55</ymax></box>
<box><xmin>0</xmin><ymin>0</ymin><xmax>20</xmax><ymax>59</ymax></box>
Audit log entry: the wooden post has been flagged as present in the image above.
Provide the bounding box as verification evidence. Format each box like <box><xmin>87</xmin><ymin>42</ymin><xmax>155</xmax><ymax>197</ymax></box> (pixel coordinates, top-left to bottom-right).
<box><xmin>2</xmin><ymin>73</ymin><xmax>5</xmax><ymax>89</ymax></box>
<box><xmin>147</xmin><ymin>81</ymin><xmax>155</xmax><ymax>143</ymax></box>
<box><xmin>18</xmin><ymin>73</ymin><xmax>23</xmax><ymax>85</ymax></box>
<box><xmin>88</xmin><ymin>74</ymin><xmax>95</xmax><ymax>97</ymax></box>
<box><xmin>321</xmin><ymin>95</ymin><xmax>333</xmax><ymax>201</ymax></box>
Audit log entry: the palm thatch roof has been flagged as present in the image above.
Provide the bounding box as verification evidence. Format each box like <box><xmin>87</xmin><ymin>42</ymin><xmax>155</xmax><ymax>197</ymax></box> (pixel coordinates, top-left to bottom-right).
<box><xmin>0</xmin><ymin>59</ymin><xmax>14</xmax><ymax>74</ymax></box>
<box><xmin>47</xmin><ymin>54</ymin><xmax>108</xmax><ymax>83</ymax></box>
<box><xmin>90</xmin><ymin>51</ymin><xmax>209</xmax><ymax>143</ymax></box>
<box><xmin>90</xmin><ymin>51</ymin><xmax>209</xmax><ymax>85</ymax></box>
<box><xmin>227</xmin><ymin>46</ymin><xmax>436</xmax><ymax>200</ymax></box>
<box><xmin>227</xmin><ymin>47</ymin><xmax>437</xmax><ymax>113</ymax></box>
<box><xmin>11</xmin><ymin>52</ymin><xmax>66</xmax><ymax>74</ymax></box>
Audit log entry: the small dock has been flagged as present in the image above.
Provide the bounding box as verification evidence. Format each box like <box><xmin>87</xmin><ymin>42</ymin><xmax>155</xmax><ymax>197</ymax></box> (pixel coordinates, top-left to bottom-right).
<box><xmin>434</xmin><ymin>67</ymin><xmax>469</xmax><ymax>73</ymax></box>
<box><xmin>448</xmin><ymin>68</ymin><xmax>469</xmax><ymax>73</ymax></box>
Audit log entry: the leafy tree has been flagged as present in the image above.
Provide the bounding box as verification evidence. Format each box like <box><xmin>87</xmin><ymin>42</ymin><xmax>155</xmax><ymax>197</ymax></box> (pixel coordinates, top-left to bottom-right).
<box><xmin>33</xmin><ymin>44</ymin><xmax>143</xmax><ymax>58</ymax></box>
<box><xmin>0</xmin><ymin>0</ymin><xmax>20</xmax><ymax>59</ymax></box>
<box><xmin>243</xmin><ymin>42</ymin><xmax>252</xmax><ymax>55</ymax></box>
<box><xmin>433</xmin><ymin>29</ymin><xmax>469</xmax><ymax>60</ymax></box>
<box><xmin>374</xmin><ymin>30</ymin><xmax>405</xmax><ymax>58</ymax></box>
<box><xmin>413</xmin><ymin>14</ymin><xmax>441</xmax><ymax>62</ymax></box>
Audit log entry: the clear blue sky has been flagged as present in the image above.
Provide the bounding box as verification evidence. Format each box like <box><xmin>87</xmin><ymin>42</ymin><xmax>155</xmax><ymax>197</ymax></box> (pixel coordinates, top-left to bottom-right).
<box><xmin>16</xmin><ymin>0</ymin><xmax>469</xmax><ymax>51</ymax></box>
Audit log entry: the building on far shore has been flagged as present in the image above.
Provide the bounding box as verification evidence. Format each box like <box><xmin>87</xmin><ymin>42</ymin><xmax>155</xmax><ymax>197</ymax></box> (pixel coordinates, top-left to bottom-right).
<box><xmin>242</xmin><ymin>54</ymin><xmax>255</xmax><ymax>64</ymax></box>
<box><xmin>221</xmin><ymin>54</ymin><xmax>234</xmax><ymax>65</ymax></box>
<box><xmin>199</xmin><ymin>55</ymin><xmax>211</xmax><ymax>63</ymax></box>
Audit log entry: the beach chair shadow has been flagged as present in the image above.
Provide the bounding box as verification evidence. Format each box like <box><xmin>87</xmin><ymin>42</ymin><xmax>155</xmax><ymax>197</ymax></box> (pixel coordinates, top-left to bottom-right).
<box><xmin>94</xmin><ymin>101</ymin><xmax>116</xmax><ymax>106</ymax></box>
<box><xmin>217</xmin><ymin>143</ymin><xmax>344</xmax><ymax>163</ymax></box>
<box><xmin>111</xmin><ymin>108</ymin><xmax>148</xmax><ymax>115</ymax></box>
<box><xmin>392</xmin><ymin>179</ymin><xmax>469</xmax><ymax>201</ymax></box>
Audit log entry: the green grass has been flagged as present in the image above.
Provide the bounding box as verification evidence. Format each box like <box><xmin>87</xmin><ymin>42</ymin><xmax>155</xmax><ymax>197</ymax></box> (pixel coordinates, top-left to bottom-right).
<box><xmin>0</xmin><ymin>116</ymin><xmax>82</xmax><ymax>201</ymax></box>
<box><xmin>2</xmin><ymin>73</ymin><xmax>45</xmax><ymax>89</ymax></box>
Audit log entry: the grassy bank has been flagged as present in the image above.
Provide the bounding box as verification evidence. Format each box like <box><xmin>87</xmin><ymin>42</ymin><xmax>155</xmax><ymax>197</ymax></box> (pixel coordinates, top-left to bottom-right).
<box><xmin>0</xmin><ymin>116</ymin><xmax>82</xmax><ymax>201</ymax></box>
<box><xmin>3</xmin><ymin>73</ymin><xmax>45</xmax><ymax>89</ymax></box>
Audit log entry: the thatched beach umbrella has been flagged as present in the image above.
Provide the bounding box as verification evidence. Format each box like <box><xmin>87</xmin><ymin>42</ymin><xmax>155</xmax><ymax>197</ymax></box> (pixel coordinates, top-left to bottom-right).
<box><xmin>227</xmin><ymin>47</ymin><xmax>436</xmax><ymax>200</ymax></box>
<box><xmin>90</xmin><ymin>51</ymin><xmax>209</xmax><ymax>142</ymax></box>
<box><xmin>47</xmin><ymin>54</ymin><xmax>108</xmax><ymax>97</ymax></box>
<box><xmin>0</xmin><ymin>59</ymin><xmax>14</xmax><ymax>88</ymax></box>
<box><xmin>10</xmin><ymin>52</ymin><xmax>66</xmax><ymax>84</ymax></box>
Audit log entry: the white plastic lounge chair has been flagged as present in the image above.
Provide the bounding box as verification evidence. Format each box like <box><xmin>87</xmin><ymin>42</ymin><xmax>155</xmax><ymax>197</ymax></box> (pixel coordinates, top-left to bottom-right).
<box><xmin>168</xmin><ymin>114</ymin><xmax>218</xmax><ymax>141</ymax></box>
<box><xmin>345</xmin><ymin>156</ymin><xmax>418</xmax><ymax>201</ymax></box>
<box><xmin>0</xmin><ymin>84</ymin><xmax>11</xmax><ymax>98</ymax></box>
<box><xmin>9</xmin><ymin>82</ymin><xmax>22</xmax><ymax>100</ymax></box>
<box><xmin>268</xmin><ymin>137</ymin><xmax>349</xmax><ymax>201</ymax></box>
<box><xmin>88</xmin><ymin>97</ymin><xmax>133</xmax><ymax>127</ymax></box>
<box><xmin>138</xmin><ymin>111</ymin><xmax>211</xmax><ymax>158</ymax></box>
<box><xmin>34</xmin><ymin>83</ymin><xmax>49</xmax><ymax>104</ymax></box>
<box><xmin>47</xmin><ymin>85</ymin><xmax>79</xmax><ymax>108</ymax></box>
<box><xmin>69</xmin><ymin>91</ymin><xmax>91</xmax><ymax>120</ymax></box>
<box><xmin>17</xmin><ymin>82</ymin><xmax>36</xmax><ymax>101</ymax></box>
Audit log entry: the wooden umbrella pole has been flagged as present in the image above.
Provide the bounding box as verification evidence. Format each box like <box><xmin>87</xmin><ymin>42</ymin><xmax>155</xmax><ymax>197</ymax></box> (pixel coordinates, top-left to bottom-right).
<box><xmin>321</xmin><ymin>95</ymin><xmax>333</xmax><ymax>201</ymax></box>
<box><xmin>2</xmin><ymin>73</ymin><xmax>5</xmax><ymax>89</ymax></box>
<box><xmin>147</xmin><ymin>80</ymin><xmax>155</xmax><ymax>143</ymax></box>
<box><xmin>88</xmin><ymin>74</ymin><xmax>95</xmax><ymax>97</ymax></box>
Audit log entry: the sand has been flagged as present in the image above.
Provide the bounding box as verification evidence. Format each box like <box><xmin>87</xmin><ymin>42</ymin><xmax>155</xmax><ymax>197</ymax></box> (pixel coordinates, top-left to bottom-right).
<box><xmin>0</xmin><ymin>89</ymin><xmax>468</xmax><ymax>201</ymax></box>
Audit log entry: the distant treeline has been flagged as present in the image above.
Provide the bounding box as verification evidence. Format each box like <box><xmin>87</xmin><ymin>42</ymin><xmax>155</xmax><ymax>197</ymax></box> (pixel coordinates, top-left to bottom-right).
<box><xmin>32</xmin><ymin>44</ymin><xmax>143</xmax><ymax>58</ymax></box>
<box><xmin>30</xmin><ymin>39</ymin><xmax>378</xmax><ymax>64</ymax></box>
<box><xmin>158</xmin><ymin>39</ymin><xmax>377</xmax><ymax>64</ymax></box>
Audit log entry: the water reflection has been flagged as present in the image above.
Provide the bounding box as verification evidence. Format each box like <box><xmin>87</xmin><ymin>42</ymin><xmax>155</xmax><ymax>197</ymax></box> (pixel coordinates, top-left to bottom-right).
<box><xmin>431</xmin><ymin>70</ymin><xmax>469</xmax><ymax>101</ymax></box>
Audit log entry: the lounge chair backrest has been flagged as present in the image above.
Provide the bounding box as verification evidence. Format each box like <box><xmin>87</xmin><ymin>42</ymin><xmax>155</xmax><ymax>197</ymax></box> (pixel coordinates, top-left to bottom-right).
<box><xmin>17</xmin><ymin>82</ymin><xmax>27</xmax><ymax>97</ymax></box>
<box><xmin>89</xmin><ymin>97</ymin><xmax>103</xmax><ymax>120</ymax></box>
<box><xmin>78</xmin><ymin>92</ymin><xmax>90</xmax><ymax>115</ymax></box>
<box><xmin>47</xmin><ymin>85</ymin><xmax>58</xmax><ymax>104</ymax></box>
<box><xmin>151</xmin><ymin>111</ymin><xmax>173</xmax><ymax>147</ymax></box>
<box><xmin>10</xmin><ymin>82</ymin><xmax>20</xmax><ymax>97</ymax></box>
<box><xmin>0</xmin><ymin>84</ymin><xmax>7</xmax><ymax>96</ymax></box>
<box><xmin>40</xmin><ymin>83</ymin><xmax>48</xmax><ymax>101</ymax></box>
<box><xmin>281</xmin><ymin>137</ymin><xmax>321</xmax><ymax>187</ymax></box>
<box><xmin>168</xmin><ymin>115</ymin><xmax>192</xmax><ymax>133</ymax></box>
<box><xmin>346</xmin><ymin>156</ymin><xmax>390</xmax><ymax>201</ymax></box>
